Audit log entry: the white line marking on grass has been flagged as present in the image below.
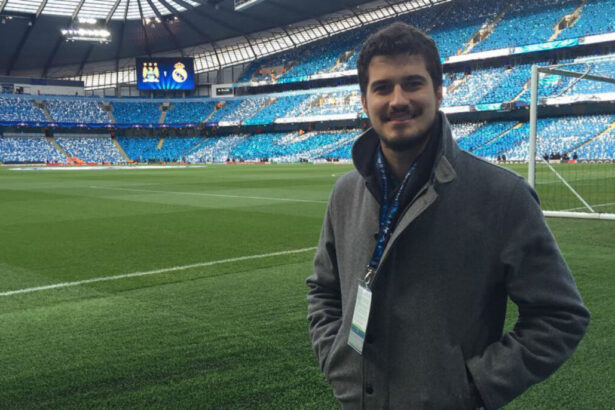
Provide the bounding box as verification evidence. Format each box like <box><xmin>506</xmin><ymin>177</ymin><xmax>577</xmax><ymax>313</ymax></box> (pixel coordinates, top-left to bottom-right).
<box><xmin>561</xmin><ymin>202</ymin><xmax>615</xmax><ymax>212</ymax></box>
<box><xmin>0</xmin><ymin>247</ymin><xmax>317</xmax><ymax>297</ymax></box>
<box><xmin>89</xmin><ymin>186</ymin><xmax>328</xmax><ymax>204</ymax></box>
<box><xmin>11</xmin><ymin>165</ymin><xmax>207</xmax><ymax>171</ymax></box>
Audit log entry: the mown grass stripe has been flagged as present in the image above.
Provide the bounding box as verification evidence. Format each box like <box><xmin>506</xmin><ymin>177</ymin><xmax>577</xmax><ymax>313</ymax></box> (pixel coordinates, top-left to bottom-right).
<box><xmin>89</xmin><ymin>186</ymin><xmax>329</xmax><ymax>204</ymax></box>
<box><xmin>0</xmin><ymin>247</ymin><xmax>317</xmax><ymax>297</ymax></box>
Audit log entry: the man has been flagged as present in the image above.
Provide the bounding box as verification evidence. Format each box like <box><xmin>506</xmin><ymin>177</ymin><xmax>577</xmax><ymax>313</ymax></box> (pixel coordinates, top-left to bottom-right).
<box><xmin>306</xmin><ymin>22</ymin><xmax>589</xmax><ymax>409</ymax></box>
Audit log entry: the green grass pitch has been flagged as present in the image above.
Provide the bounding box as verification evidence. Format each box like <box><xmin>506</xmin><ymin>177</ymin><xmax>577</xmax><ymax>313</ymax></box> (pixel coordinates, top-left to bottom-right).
<box><xmin>0</xmin><ymin>163</ymin><xmax>613</xmax><ymax>409</ymax></box>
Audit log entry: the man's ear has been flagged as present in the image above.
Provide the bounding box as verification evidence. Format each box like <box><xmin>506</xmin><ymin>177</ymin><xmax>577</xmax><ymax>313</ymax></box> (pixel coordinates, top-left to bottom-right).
<box><xmin>361</xmin><ymin>92</ymin><xmax>368</xmax><ymax>115</ymax></box>
<box><xmin>436</xmin><ymin>86</ymin><xmax>443</xmax><ymax>108</ymax></box>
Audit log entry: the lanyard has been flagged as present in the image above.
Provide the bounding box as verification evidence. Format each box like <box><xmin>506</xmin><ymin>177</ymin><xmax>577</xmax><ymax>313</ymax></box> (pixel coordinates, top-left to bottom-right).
<box><xmin>365</xmin><ymin>149</ymin><xmax>421</xmax><ymax>287</ymax></box>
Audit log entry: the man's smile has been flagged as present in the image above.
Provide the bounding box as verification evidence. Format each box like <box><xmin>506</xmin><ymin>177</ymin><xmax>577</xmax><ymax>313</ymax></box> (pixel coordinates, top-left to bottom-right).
<box><xmin>385</xmin><ymin>110</ymin><xmax>419</xmax><ymax>124</ymax></box>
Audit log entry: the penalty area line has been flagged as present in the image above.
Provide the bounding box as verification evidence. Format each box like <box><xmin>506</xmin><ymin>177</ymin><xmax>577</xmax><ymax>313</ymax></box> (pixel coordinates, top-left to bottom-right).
<box><xmin>0</xmin><ymin>247</ymin><xmax>317</xmax><ymax>297</ymax></box>
<box><xmin>561</xmin><ymin>202</ymin><xmax>615</xmax><ymax>212</ymax></box>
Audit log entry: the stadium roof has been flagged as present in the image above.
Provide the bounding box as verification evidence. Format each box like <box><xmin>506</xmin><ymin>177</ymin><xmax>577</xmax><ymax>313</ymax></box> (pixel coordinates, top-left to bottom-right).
<box><xmin>2</xmin><ymin>0</ymin><xmax>201</xmax><ymax>20</ymax></box>
<box><xmin>0</xmin><ymin>0</ymin><xmax>415</xmax><ymax>77</ymax></box>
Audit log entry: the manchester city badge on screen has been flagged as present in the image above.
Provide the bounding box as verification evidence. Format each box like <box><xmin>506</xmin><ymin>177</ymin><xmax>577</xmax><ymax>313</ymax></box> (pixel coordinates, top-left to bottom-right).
<box><xmin>136</xmin><ymin>57</ymin><xmax>195</xmax><ymax>91</ymax></box>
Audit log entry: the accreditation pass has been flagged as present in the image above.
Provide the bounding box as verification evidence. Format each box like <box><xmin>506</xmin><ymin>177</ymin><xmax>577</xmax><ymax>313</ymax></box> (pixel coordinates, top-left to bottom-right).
<box><xmin>348</xmin><ymin>282</ymin><xmax>372</xmax><ymax>354</ymax></box>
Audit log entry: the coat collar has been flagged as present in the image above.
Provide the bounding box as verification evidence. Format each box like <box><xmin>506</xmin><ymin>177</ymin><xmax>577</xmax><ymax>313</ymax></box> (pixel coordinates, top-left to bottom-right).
<box><xmin>352</xmin><ymin>111</ymin><xmax>458</xmax><ymax>185</ymax></box>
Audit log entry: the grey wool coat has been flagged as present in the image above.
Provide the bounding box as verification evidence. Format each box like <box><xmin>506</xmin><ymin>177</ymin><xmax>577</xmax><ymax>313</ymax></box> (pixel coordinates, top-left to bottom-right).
<box><xmin>306</xmin><ymin>113</ymin><xmax>590</xmax><ymax>409</ymax></box>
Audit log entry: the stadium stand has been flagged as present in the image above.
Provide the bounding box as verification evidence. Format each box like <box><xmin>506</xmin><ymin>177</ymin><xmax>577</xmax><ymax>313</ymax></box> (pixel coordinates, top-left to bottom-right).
<box><xmin>8</xmin><ymin>115</ymin><xmax>614</xmax><ymax>164</ymax></box>
<box><xmin>3</xmin><ymin>105</ymin><xmax>615</xmax><ymax>164</ymax></box>
<box><xmin>159</xmin><ymin>137</ymin><xmax>204</xmax><ymax>161</ymax></box>
<box><xmin>242</xmin><ymin>94</ymin><xmax>311</xmax><ymax>125</ymax></box>
<box><xmin>454</xmin><ymin>121</ymin><xmax>520</xmax><ymax>154</ymax></box>
<box><xmin>426</xmin><ymin>0</ymin><xmax>504</xmax><ymax>57</ymax></box>
<box><xmin>469</xmin><ymin>122</ymin><xmax>529</xmax><ymax>159</ymax></box>
<box><xmin>556</xmin><ymin>0</ymin><xmax>615</xmax><ymax>40</ymax></box>
<box><xmin>471</xmin><ymin>0</ymin><xmax>579</xmax><ymax>52</ymax></box>
<box><xmin>574</xmin><ymin>126</ymin><xmax>615</xmax><ymax>160</ymax></box>
<box><xmin>117</xmin><ymin>137</ymin><xmax>163</xmax><ymax>162</ymax></box>
<box><xmin>278</xmin><ymin>34</ymin><xmax>360</xmax><ymax>80</ymax></box>
<box><xmin>0</xmin><ymin>135</ymin><xmax>65</xmax><ymax>163</ymax></box>
<box><xmin>2</xmin><ymin>0</ymin><xmax>615</xmax><ymax>164</ymax></box>
<box><xmin>207</xmin><ymin>100</ymin><xmax>245</xmax><ymax>123</ymax></box>
<box><xmin>313</xmin><ymin>130</ymin><xmax>363</xmax><ymax>160</ymax></box>
<box><xmin>546</xmin><ymin>59</ymin><xmax>615</xmax><ymax>96</ymax></box>
<box><xmin>54</xmin><ymin>136</ymin><xmax>125</xmax><ymax>163</ymax></box>
<box><xmin>450</xmin><ymin>122</ymin><xmax>487</xmax><ymax>141</ymax></box>
<box><xmin>45</xmin><ymin>99</ymin><xmax>108</xmax><ymax>123</ymax></box>
<box><xmin>233</xmin><ymin>0</ymin><xmax>615</xmax><ymax>86</ymax></box>
<box><xmin>444</xmin><ymin>64</ymin><xmax>537</xmax><ymax>106</ymax></box>
<box><xmin>505</xmin><ymin>115</ymin><xmax>615</xmax><ymax>160</ymax></box>
<box><xmin>238</xmin><ymin>48</ymin><xmax>303</xmax><ymax>83</ymax></box>
<box><xmin>217</xmin><ymin>97</ymin><xmax>270</xmax><ymax>124</ymax></box>
<box><xmin>317</xmin><ymin>140</ymin><xmax>355</xmax><ymax>161</ymax></box>
<box><xmin>165</xmin><ymin>101</ymin><xmax>218</xmax><ymax>124</ymax></box>
<box><xmin>444</xmin><ymin>54</ymin><xmax>615</xmax><ymax>107</ymax></box>
<box><xmin>304</xmin><ymin>91</ymin><xmax>363</xmax><ymax>117</ymax></box>
<box><xmin>185</xmin><ymin>136</ymin><xmax>246</xmax><ymax>163</ymax></box>
<box><xmin>239</xmin><ymin>5</ymin><xmax>441</xmax><ymax>84</ymax></box>
<box><xmin>113</xmin><ymin>101</ymin><xmax>162</xmax><ymax>124</ymax></box>
<box><xmin>117</xmin><ymin>136</ymin><xmax>203</xmax><ymax>162</ymax></box>
<box><xmin>226</xmin><ymin>130</ymin><xmax>361</xmax><ymax>162</ymax></box>
<box><xmin>0</xmin><ymin>96</ymin><xmax>46</xmax><ymax>123</ymax></box>
<box><xmin>281</xmin><ymin>88</ymin><xmax>363</xmax><ymax>119</ymax></box>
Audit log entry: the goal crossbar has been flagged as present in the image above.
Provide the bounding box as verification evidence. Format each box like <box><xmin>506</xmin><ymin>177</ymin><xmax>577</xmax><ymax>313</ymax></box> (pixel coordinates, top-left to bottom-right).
<box><xmin>537</xmin><ymin>67</ymin><xmax>615</xmax><ymax>85</ymax></box>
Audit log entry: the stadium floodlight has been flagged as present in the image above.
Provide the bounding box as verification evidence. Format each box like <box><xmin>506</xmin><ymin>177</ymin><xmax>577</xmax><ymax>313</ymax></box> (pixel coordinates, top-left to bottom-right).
<box><xmin>528</xmin><ymin>62</ymin><xmax>615</xmax><ymax>220</ymax></box>
<box><xmin>78</xmin><ymin>17</ymin><xmax>98</xmax><ymax>25</ymax></box>
<box><xmin>61</xmin><ymin>27</ymin><xmax>111</xmax><ymax>43</ymax></box>
<box><xmin>234</xmin><ymin>0</ymin><xmax>265</xmax><ymax>11</ymax></box>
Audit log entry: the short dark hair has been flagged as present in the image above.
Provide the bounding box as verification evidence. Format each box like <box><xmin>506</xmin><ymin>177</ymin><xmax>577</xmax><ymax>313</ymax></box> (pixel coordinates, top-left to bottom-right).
<box><xmin>357</xmin><ymin>22</ymin><xmax>443</xmax><ymax>95</ymax></box>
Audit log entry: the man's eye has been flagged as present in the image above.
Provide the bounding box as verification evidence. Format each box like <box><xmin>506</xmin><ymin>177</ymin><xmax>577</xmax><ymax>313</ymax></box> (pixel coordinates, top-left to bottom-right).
<box><xmin>404</xmin><ymin>81</ymin><xmax>423</xmax><ymax>90</ymax></box>
<box><xmin>373</xmin><ymin>85</ymin><xmax>391</xmax><ymax>93</ymax></box>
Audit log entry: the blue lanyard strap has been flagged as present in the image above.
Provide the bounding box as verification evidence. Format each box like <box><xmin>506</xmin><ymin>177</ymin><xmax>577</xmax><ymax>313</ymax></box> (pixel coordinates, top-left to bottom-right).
<box><xmin>366</xmin><ymin>149</ymin><xmax>421</xmax><ymax>283</ymax></box>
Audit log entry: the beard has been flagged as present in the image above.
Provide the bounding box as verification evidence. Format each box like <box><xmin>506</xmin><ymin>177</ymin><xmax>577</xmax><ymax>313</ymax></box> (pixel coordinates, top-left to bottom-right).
<box><xmin>378</xmin><ymin>113</ymin><xmax>437</xmax><ymax>152</ymax></box>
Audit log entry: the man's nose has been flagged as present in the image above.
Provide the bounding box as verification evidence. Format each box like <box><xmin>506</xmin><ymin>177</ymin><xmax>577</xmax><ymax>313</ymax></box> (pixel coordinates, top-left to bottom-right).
<box><xmin>390</xmin><ymin>84</ymin><xmax>407</xmax><ymax>107</ymax></box>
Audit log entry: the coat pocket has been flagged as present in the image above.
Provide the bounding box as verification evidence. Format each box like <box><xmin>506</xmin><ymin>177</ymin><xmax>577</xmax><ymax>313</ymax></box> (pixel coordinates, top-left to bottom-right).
<box><xmin>323</xmin><ymin>325</ymin><xmax>363</xmax><ymax>404</ymax></box>
<box><xmin>322</xmin><ymin>332</ymin><xmax>339</xmax><ymax>376</ymax></box>
<box><xmin>390</xmin><ymin>343</ymin><xmax>475</xmax><ymax>409</ymax></box>
<box><xmin>449</xmin><ymin>344</ymin><xmax>474</xmax><ymax>409</ymax></box>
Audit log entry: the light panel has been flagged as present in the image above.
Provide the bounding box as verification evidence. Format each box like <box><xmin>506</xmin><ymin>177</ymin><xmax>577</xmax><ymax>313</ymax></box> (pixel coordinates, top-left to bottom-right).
<box><xmin>3</xmin><ymin>0</ymin><xmax>189</xmax><ymax>20</ymax></box>
<box><xmin>61</xmin><ymin>27</ymin><xmax>111</xmax><ymax>42</ymax></box>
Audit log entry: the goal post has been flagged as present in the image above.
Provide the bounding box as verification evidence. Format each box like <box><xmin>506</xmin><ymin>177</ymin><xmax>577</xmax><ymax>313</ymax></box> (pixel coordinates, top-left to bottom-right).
<box><xmin>528</xmin><ymin>62</ymin><xmax>615</xmax><ymax>220</ymax></box>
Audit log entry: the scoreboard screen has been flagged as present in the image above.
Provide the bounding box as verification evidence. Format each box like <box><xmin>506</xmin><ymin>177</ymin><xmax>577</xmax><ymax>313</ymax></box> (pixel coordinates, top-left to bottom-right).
<box><xmin>136</xmin><ymin>57</ymin><xmax>195</xmax><ymax>90</ymax></box>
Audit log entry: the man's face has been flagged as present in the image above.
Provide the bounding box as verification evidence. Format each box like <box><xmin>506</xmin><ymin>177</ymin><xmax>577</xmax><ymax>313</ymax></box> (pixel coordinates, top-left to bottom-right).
<box><xmin>361</xmin><ymin>53</ymin><xmax>442</xmax><ymax>151</ymax></box>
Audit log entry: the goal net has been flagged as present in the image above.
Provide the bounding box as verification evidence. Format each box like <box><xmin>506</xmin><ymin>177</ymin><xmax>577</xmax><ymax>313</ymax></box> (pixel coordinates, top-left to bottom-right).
<box><xmin>528</xmin><ymin>58</ymin><xmax>615</xmax><ymax>220</ymax></box>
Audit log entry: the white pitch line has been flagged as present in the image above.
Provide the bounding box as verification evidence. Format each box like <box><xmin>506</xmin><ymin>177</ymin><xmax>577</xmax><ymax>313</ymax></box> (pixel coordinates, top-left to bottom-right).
<box><xmin>0</xmin><ymin>247</ymin><xmax>317</xmax><ymax>297</ymax></box>
<box><xmin>561</xmin><ymin>202</ymin><xmax>615</xmax><ymax>212</ymax></box>
<box><xmin>89</xmin><ymin>186</ymin><xmax>328</xmax><ymax>204</ymax></box>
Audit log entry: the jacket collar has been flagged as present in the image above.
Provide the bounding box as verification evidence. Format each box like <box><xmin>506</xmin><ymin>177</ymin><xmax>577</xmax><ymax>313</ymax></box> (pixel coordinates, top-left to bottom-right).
<box><xmin>352</xmin><ymin>111</ymin><xmax>458</xmax><ymax>185</ymax></box>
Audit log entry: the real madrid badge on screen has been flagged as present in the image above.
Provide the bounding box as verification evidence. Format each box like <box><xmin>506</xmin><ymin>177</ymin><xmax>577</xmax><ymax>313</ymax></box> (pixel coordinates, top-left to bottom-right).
<box><xmin>136</xmin><ymin>57</ymin><xmax>195</xmax><ymax>91</ymax></box>
<box><xmin>348</xmin><ymin>282</ymin><xmax>372</xmax><ymax>355</ymax></box>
